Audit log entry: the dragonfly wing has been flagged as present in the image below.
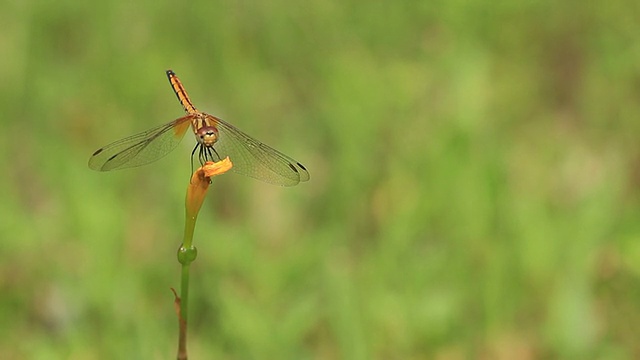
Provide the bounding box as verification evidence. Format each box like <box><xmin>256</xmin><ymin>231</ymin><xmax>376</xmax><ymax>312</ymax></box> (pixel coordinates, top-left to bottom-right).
<box><xmin>209</xmin><ymin>115</ymin><xmax>310</xmax><ymax>186</ymax></box>
<box><xmin>89</xmin><ymin>116</ymin><xmax>192</xmax><ymax>171</ymax></box>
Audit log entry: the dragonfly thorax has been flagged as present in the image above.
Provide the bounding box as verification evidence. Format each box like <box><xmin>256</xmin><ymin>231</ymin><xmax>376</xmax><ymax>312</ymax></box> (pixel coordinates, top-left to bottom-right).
<box><xmin>195</xmin><ymin>126</ymin><xmax>219</xmax><ymax>146</ymax></box>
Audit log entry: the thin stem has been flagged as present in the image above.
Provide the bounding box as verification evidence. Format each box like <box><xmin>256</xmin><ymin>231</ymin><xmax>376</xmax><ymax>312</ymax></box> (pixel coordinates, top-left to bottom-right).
<box><xmin>176</xmin><ymin>263</ymin><xmax>190</xmax><ymax>360</ymax></box>
<box><xmin>176</xmin><ymin>201</ymin><xmax>199</xmax><ymax>360</ymax></box>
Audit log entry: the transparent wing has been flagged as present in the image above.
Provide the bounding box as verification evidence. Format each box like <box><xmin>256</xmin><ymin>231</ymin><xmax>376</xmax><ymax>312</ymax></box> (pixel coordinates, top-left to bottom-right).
<box><xmin>89</xmin><ymin>116</ymin><xmax>193</xmax><ymax>171</ymax></box>
<box><xmin>205</xmin><ymin>115</ymin><xmax>310</xmax><ymax>186</ymax></box>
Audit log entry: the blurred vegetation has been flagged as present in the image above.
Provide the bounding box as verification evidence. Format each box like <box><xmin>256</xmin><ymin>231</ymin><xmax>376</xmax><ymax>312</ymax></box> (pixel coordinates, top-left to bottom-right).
<box><xmin>2</xmin><ymin>0</ymin><xmax>640</xmax><ymax>358</ymax></box>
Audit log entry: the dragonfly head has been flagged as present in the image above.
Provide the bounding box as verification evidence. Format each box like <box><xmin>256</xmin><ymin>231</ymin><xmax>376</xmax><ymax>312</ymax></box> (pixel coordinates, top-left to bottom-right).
<box><xmin>196</xmin><ymin>126</ymin><xmax>219</xmax><ymax>146</ymax></box>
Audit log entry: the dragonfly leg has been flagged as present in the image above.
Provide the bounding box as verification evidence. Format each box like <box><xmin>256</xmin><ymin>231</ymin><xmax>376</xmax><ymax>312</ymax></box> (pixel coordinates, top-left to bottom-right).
<box><xmin>211</xmin><ymin>147</ymin><xmax>221</xmax><ymax>161</ymax></box>
<box><xmin>190</xmin><ymin>144</ymin><xmax>200</xmax><ymax>174</ymax></box>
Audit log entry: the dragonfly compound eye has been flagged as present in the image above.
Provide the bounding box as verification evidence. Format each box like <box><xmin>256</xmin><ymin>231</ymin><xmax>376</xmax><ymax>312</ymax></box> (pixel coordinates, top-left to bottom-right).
<box><xmin>197</xmin><ymin>126</ymin><xmax>219</xmax><ymax>146</ymax></box>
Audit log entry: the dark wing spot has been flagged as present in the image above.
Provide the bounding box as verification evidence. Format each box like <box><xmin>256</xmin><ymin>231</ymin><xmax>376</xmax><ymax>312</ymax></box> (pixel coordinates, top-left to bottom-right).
<box><xmin>297</xmin><ymin>162</ymin><xmax>307</xmax><ymax>171</ymax></box>
<box><xmin>108</xmin><ymin>153</ymin><xmax>120</xmax><ymax>162</ymax></box>
<box><xmin>288</xmin><ymin>163</ymin><xmax>299</xmax><ymax>174</ymax></box>
<box><xmin>92</xmin><ymin>148</ymin><xmax>104</xmax><ymax>156</ymax></box>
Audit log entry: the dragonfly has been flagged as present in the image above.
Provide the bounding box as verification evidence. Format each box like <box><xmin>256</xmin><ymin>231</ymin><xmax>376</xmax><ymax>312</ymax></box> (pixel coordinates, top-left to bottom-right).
<box><xmin>88</xmin><ymin>70</ymin><xmax>309</xmax><ymax>186</ymax></box>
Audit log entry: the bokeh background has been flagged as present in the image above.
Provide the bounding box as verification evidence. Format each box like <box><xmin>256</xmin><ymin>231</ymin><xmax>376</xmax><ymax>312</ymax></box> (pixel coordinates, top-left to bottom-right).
<box><xmin>2</xmin><ymin>0</ymin><xmax>640</xmax><ymax>358</ymax></box>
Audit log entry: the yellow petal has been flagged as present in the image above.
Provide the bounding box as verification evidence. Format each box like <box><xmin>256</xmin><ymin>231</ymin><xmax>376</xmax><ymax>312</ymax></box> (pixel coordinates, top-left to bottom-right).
<box><xmin>202</xmin><ymin>157</ymin><xmax>233</xmax><ymax>177</ymax></box>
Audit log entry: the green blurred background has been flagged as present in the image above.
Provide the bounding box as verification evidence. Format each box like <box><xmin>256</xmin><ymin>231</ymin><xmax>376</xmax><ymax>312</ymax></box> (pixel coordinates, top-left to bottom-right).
<box><xmin>2</xmin><ymin>0</ymin><xmax>640</xmax><ymax>358</ymax></box>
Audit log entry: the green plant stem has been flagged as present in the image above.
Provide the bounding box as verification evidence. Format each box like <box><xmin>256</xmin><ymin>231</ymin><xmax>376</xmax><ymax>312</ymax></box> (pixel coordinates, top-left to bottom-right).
<box><xmin>177</xmin><ymin>212</ymin><xmax>199</xmax><ymax>360</ymax></box>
